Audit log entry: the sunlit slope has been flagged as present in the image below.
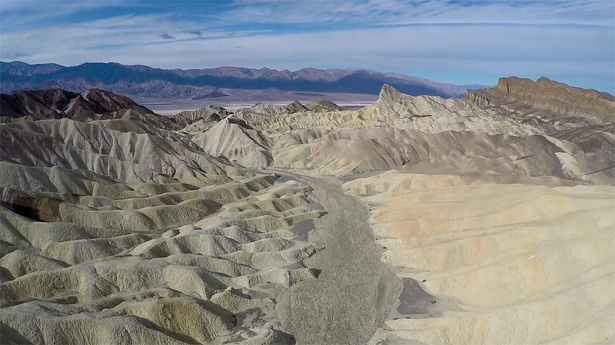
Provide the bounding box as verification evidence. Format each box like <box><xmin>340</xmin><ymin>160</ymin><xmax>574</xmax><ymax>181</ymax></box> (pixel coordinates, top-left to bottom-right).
<box><xmin>345</xmin><ymin>172</ymin><xmax>615</xmax><ymax>345</ymax></box>
<box><xmin>242</xmin><ymin>84</ymin><xmax>613</xmax><ymax>182</ymax></box>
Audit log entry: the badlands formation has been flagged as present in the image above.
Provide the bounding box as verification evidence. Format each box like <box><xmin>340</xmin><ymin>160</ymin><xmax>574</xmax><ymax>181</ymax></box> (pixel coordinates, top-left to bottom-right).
<box><xmin>0</xmin><ymin>76</ymin><xmax>613</xmax><ymax>344</ymax></box>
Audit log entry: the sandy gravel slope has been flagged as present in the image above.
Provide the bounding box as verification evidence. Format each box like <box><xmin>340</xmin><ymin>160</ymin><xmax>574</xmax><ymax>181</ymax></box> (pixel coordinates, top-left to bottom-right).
<box><xmin>345</xmin><ymin>171</ymin><xmax>615</xmax><ymax>345</ymax></box>
<box><xmin>275</xmin><ymin>172</ymin><xmax>400</xmax><ymax>345</ymax></box>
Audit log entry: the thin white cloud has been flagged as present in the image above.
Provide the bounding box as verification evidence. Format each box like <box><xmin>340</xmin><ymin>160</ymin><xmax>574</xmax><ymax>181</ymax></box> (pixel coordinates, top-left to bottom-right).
<box><xmin>223</xmin><ymin>0</ymin><xmax>614</xmax><ymax>27</ymax></box>
<box><xmin>0</xmin><ymin>0</ymin><xmax>131</xmax><ymax>28</ymax></box>
<box><xmin>0</xmin><ymin>0</ymin><xmax>613</xmax><ymax>91</ymax></box>
<box><xmin>0</xmin><ymin>14</ymin><xmax>180</xmax><ymax>54</ymax></box>
<box><xmin>0</xmin><ymin>51</ymin><xmax>32</xmax><ymax>60</ymax></box>
<box><xmin>159</xmin><ymin>33</ymin><xmax>176</xmax><ymax>40</ymax></box>
<box><xmin>17</xmin><ymin>23</ymin><xmax>610</xmax><ymax>90</ymax></box>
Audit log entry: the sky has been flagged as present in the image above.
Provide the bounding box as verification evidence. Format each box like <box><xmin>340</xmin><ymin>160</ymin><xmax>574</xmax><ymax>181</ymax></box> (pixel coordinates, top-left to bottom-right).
<box><xmin>0</xmin><ymin>0</ymin><xmax>614</xmax><ymax>92</ymax></box>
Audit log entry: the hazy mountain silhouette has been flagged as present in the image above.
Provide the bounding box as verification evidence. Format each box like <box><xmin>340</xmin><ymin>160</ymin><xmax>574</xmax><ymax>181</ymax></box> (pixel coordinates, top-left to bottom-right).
<box><xmin>0</xmin><ymin>61</ymin><xmax>469</xmax><ymax>99</ymax></box>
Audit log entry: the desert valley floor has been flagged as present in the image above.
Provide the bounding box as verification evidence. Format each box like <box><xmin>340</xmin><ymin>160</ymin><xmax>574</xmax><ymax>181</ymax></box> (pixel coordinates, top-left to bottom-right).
<box><xmin>0</xmin><ymin>77</ymin><xmax>613</xmax><ymax>345</ymax></box>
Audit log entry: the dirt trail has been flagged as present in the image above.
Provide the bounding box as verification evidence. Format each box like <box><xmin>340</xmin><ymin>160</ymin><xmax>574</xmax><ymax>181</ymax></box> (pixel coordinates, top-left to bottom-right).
<box><xmin>275</xmin><ymin>173</ymin><xmax>401</xmax><ymax>345</ymax></box>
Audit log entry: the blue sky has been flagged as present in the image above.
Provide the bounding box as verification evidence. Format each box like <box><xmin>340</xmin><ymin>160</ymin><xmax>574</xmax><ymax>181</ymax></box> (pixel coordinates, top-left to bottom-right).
<box><xmin>0</xmin><ymin>0</ymin><xmax>613</xmax><ymax>92</ymax></box>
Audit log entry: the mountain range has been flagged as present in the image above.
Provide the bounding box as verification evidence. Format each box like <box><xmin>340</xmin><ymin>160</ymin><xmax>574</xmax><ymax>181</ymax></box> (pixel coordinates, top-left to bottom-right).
<box><xmin>0</xmin><ymin>61</ymin><xmax>468</xmax><ymax>99</ymax></box>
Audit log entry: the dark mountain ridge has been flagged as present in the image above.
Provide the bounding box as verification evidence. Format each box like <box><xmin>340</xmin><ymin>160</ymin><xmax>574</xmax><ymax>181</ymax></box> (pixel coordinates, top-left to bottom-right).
<box><xmin>0</xmin><ymin>88</ymin><xmax>163</xmax><ymax>124</ymax></box>
<box><xmin>0</xmin><ymin>61</ymin><xmax>467</xmax><ymax>99</ymax></box>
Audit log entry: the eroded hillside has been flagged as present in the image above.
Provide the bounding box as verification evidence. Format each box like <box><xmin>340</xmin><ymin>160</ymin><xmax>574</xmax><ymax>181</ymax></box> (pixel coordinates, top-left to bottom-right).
<box><xmin>0</xmin><ymin>77</ymin><xmax>613</xmax><ymax>344</ymax></box>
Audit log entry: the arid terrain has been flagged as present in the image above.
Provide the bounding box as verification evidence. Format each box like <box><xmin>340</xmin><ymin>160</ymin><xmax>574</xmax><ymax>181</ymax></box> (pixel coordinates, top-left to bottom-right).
<box><xmin>0</xmin><ymin>76</ymin><xmax>613</xmax><ymax>344</ymax></box>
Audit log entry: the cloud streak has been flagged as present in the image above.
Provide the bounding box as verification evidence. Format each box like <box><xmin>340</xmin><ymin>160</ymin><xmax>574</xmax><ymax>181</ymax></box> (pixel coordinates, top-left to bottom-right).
<box><xmin>223</xmin><ymin>0</ymin><xmax>614</xmax><ymax>27</ymax></box>
<box><xmin>159</xmin><ymin>33</ymin><xmax>176</xmax><ymax>40</ymax></box>
<box><xmin>0</xmin><ymin>0</ymin><xmax>613</xmax><ymax>92</ymax></box>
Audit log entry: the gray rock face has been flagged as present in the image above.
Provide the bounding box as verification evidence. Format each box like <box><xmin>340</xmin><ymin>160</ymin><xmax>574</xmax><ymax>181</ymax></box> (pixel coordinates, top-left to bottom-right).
<box><xmin>174</xmin><ymin>105</ymin><xmax>231</xmax><ymax>124</ymax></box>
<box><xmin>305</xmin><ymin>99</ymin><xmax>342</xmax><ymax>112</ymax></box>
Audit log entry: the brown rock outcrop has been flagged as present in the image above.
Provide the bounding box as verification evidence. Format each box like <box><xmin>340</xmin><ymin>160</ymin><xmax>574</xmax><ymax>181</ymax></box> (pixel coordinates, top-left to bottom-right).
<box><xmin>1</xmin><ymin>88</ymin><xmax>156</xmax><ymax>121</ymax></box>
<box><xmin>0</xmin><ymin>88</ymin><xmax>179</xmax><ymax>129</ymax></box>
<box><xmin>465</xmin><ymin>76</ymin><xmax>615</xmax><ymax>124</ymax></box>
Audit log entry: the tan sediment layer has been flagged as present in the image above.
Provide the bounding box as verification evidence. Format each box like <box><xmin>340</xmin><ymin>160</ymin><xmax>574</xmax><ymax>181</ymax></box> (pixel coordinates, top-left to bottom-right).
<box><xmin>345</xmin><ymin>171</ymin><xmax>615</xmax><ymax>345</ymax></box>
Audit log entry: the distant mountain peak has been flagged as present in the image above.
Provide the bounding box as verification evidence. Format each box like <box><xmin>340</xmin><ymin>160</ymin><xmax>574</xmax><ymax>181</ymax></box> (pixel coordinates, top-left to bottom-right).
<box><xmin>378</xmin><ymin>83</ymin><xmax>405</xmax><ymax>103</ymax></box>
<box><xmin>0</xmin><ymin>61</ymin><xmax>468</xmax><ymax>99</ymax></box>
<box><xmin>306</xmin><ymin>99</ymin><xmax>341</xmax><ymax>112</ymax></box>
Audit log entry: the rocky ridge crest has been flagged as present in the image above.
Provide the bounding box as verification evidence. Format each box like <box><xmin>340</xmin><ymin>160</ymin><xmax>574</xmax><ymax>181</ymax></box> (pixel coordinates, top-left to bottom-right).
<box><xmin>465</xmin><ymin>76</ymin><xmax>615</xmax><ymax>124</ymax></box>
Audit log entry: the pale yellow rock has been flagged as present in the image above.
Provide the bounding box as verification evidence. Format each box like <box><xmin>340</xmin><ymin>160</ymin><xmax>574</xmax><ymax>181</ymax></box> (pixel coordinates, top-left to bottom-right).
<box><xmin>345</xmin><ymin>172</ymin><xmax>615</xmax><ymax>345</ymax></box>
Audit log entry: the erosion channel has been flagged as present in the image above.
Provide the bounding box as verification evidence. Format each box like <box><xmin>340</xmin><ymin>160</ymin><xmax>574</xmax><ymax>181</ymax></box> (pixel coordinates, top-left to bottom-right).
<box><xmin>274</xmin><ymin>171</ymin><xmax>401</xmax><ymax>345</ymax></box>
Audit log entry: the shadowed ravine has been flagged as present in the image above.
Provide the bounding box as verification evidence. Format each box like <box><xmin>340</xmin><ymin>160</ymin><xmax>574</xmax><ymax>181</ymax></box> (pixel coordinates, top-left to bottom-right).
<box><xmin>276</xmin><ymin>172</ymin><xmax>402</xmax><ymax>344</ymax></box>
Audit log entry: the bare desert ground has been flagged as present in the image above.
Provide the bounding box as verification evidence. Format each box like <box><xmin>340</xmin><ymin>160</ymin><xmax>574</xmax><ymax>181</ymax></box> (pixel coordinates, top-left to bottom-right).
<box><xmin>0</xmin><ymin>77</ymin><xmax>613</xmax><ymax>344</ymax></box>
<box><xmin>346</xmin><ymin>172</ymin><xmax>614</xmax><ymax>345</ymax></box>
